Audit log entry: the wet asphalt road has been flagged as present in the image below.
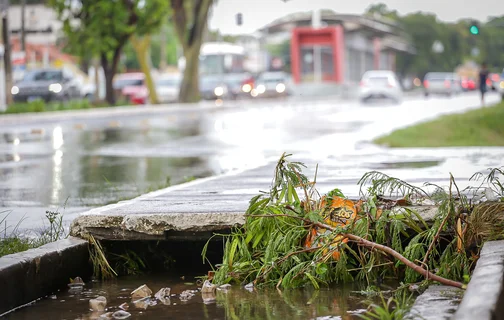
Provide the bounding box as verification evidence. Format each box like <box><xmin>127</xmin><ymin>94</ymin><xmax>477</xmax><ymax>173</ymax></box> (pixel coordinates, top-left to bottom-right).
<box><xmin>0</xmin><ymin>92</ymin><xmax>502</xmax><ymax>234</ymax></box>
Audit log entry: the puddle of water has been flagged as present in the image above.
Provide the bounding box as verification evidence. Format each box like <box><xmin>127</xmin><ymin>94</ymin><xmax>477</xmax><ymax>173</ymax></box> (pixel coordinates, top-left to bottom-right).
<box><xmin>3</xmin><ymin>274</ymin><xmax>389</xmax><ymax>320</ymax></box>
<box><xmin>368</xmin><ymin>160</ymin><xmax>443</xmax><ymax>170</ymax></box>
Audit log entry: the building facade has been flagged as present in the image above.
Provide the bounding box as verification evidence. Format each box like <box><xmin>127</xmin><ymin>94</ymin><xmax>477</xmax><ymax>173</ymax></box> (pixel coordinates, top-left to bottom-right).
<box><xmin>259</xmin><ymin>11</ymin><xmax>415</xmax><ymax>84</ymax></box>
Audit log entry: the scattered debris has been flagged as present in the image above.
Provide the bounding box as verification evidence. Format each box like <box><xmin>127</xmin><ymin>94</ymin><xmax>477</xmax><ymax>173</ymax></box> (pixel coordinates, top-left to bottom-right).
<box><xmin>111</xmin><ymin>310</ymin><xmax>131</xmax><ymax>319</ymax></box>
<box><xmin>218</xmin><ymin>284</ymin><xmax>231</xmax><ymax>292</ymax></box>
<box><xmin>132</xmin><ymin>297</ymin><xmax>156</xmax><ymax>309</ymax></box>
<box><xmin>131</xmin><ymin>284</ymin><xmax>152</xmax><ymax>300</ymax></box>
<box><xmin>89</xmin><ymin>296</ymin><xmax>107</xmax><ymax>312</ymax></box>
<box><xmin>99</xmin><ymin>312</ymin><xmax>113</xmax><ymax>319</ymax></box>
<box><xmin>179</xmin><ymin>290</ymin><xmax>195</xmax><ymax>301</ymax></box>
<box><xmin>68</xmin><ymin>276</ymin><xmax>85</xmax><ymax>289</ymax></box>
<box><xmin>244</xmin><ymin>282</ymin><xmax>254</xmax><ymax>292</ymax></box>
<box><xmin>201</xmin><ymin>292</ymin><xmax>216</xmax><ymax>304</ymax></box>
<box><xmin>154</xmin><ymin>288</ymin><xmax>171</xmax><ymax>305</ymax></box>
<box><xmin>201</xmin><ymin>280</ymin><xmax>216</xmax><ymax>294</ymax></box>
<box><xmin>118</xmin><ymin>302</ymin><xmax>129</xmax><ymax>310</ymax></box>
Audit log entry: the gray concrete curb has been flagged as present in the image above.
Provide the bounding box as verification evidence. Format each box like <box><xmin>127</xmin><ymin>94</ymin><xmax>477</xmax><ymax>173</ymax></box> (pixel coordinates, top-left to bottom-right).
<box><xmin>407</xmin><ymin>285</ymin><xmax>463</xmax><ymax>319</ymax></box>
<box><xmin>0</xmin><ymin>237</ymin><xmax>90</xmax><ymax>316</ymax></box>
<box><xmin>454</xmin><ymin>240</ymin><xmax>504</xmax><ymax>320</ymax></box>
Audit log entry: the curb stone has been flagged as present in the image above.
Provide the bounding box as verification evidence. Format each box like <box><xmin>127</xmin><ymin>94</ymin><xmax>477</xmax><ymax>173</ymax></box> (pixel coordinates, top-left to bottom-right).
<box><xmin>0</xmin><ymin>237</ymin><xmax>89</xmax><ymax>316</ymax></box>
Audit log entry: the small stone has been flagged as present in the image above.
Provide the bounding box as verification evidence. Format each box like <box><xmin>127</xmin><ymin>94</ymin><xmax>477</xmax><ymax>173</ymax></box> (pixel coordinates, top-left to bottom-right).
<box><xmin>112</xmin><ymin>310</ymin><xmax>131</xmax><ymax>319</ymax></box>
<box><xmin>89</xmin><ymin>296</ymin><xmax>107</xmax><ymax>311</ymax></box>
<box><xmin>49</xmin><ymin>295</ymin><xmax>57</xmax><ymax>300</ymax></box>
<box><xmin>68</xmin><ymin>276</ymin><xmax>85</xmax><ymax>289</ymax></box>
<box><xmin>119</xmin><ymin>303</ymin><xmax>129</xmax><ymax>310</ymax></box>
<box><xmin>131</xmin><ymin>284</ymin><xmax>152</xmax><ymax>300</ymax></box>
<box><xmin>132</xmin><ymin>297</ymin><xmax>150</xmax><ymax>310</ymax></box>
<box><xmin>99</xmin><ymin>312</ymin><xmax>113</xmax><ymax>319</ymax></box>
<box><xmin>179</xmin><ymin>290</ymin><xmax>195</xmax><ymax>301</ymax></box>
<box><xmin>201</xmin><ymin>280</ymin><xmax>216</xmax><ymax>294</ymax></box>
<box><xmin>154</xmin><ymin>288</ymin><xmax>171</xmax><ymax>305</ymax></box>
<box><xmin>244</xmin><ymin>282</ymin><xmax>254</xmax><ymax>292</ymax></box>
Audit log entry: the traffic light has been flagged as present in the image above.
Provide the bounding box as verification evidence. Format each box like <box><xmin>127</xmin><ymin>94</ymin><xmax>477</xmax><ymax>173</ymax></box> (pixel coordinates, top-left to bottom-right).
<box><xmin>236</xmin><ymin>13</ymin><xmax>243</xmax><ymax>26</ymax></box>
<box><xmin>470</xmin><ymin>25</ymin><xmax>480</xmax><ymax>35</ymax></box>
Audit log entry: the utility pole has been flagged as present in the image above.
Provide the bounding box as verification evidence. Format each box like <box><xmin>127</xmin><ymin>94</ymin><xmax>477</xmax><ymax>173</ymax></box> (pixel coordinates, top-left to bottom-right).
<box><xmin>1</xmin><ymin>0</ymin><xmax>12</xmax><ymax>105</ymax></box>
<box><xmin>20</xmin><ymin>0</ymin><xmax>25</xmax><ymax>52</ymax></box>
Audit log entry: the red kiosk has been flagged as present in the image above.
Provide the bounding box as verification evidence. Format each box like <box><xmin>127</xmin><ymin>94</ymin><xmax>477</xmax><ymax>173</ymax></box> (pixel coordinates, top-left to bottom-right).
<box><xmin>290</xmin><ymin>25</ymin><xmax>344</xmax><ymax>84</ymax></box>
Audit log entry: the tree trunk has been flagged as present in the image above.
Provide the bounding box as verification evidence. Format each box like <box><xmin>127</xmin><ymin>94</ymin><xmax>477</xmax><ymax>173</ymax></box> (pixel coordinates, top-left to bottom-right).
<box><xmin>101</xmin><ymin>54</ymin><xmax>116</xmax><ymax>105</ymax></box>
<box><xmin>101</xmin><ymin>49</ymin><xmax>123</xmax><ymax>105</ymax></box>
<box><xmin>179</xmin><ymin>46</ymin><xmax>200</xmax><ymax>103</ymax></box>
<box><xmin>21</xmin><ymin>0</ymin><xmax>26</xmax><ymax>52</ymax></box>
<box><xmin>2</xmin><ymin>14</ymin><xmax>12</xmax><ymax>105</ymax></box>
<box><xmin>104</xmin><ymin>67</ymin><xmax>115</xmax><ymax>106</ymax></box>
<box><xmin>159</xmin><ymin>25</ymin><xmax>167</xmax><ymax>71</ymax></box>
<box><xmin>131</xmin><ymin>35</ymin><xmax>158</xmax><ymax>104</ymax></box>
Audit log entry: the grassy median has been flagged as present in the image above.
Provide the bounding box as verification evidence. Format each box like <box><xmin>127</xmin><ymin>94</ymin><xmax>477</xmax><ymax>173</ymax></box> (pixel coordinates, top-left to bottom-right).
<box><xmin>374</xmin><ymin>102</ymin><xmax>504</xmax><ymax>147</ymax></box>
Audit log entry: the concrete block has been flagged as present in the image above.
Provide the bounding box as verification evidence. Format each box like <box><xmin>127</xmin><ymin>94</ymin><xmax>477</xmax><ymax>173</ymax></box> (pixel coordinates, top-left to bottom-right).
<box><xmin>0</xmin><ymin>237</ymin><xmax>90</xmax><ymax>316</ymax></box>
<box><xmin>454</xmin><ymin>240</ymin><xmax>504</xmax><ymax>320</ymax></box>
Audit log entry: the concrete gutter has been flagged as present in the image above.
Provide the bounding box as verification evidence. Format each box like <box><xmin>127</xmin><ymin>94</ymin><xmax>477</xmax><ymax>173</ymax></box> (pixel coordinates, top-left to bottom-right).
<box><xmin>454</xmin><ymin>240</ymin><xmax>504</xmax><ymax>320</ymax></box>
<box><xmin>0</xmin><ymin>237</ymin><xmax>89</xmax><ymax>316</ymax></box>
<box><xmin>407</xmin><ymin>285</ymin><xmax>463</xmax><ymax>319</ymax></box>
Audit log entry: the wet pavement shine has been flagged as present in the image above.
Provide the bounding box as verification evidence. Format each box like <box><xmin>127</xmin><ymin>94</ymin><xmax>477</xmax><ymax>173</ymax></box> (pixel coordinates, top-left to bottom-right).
<box><xmin>0</xmin><ymin>92</ymin><xmax>502</xmax><ymax>234</ymax></box>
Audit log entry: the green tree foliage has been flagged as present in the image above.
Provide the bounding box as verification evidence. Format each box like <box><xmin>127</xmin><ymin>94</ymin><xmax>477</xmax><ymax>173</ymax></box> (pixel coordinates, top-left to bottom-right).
<box><xmin>366</xmin><ymin>3</ymin><xmax>504</xmax><ymax>78</ymax></box>
<box><xmin>49</xmin><ymin>0</ymin><xmax>169</xmax><ymax>105</ymax></box>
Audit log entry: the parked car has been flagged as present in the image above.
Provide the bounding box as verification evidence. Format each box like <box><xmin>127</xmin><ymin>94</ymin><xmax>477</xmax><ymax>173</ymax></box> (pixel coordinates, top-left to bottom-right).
<box><xmin>359</xmin><ymin>70</ymin><xmax>402</xmax><ymax>103</ymax></box>
<box><xmin>223</xmin><ymin>73</ymin><xmax>255</xmax><ymax>99</ymax></box>
<box><xmin>487</xmin><ymin>73</ymin><xmax>500</xmax><ymax>91</ymax></box>
<box><xmin>461</xmin><ymin>76</ymin><xmax>476</xmax><ymax>91</ymax></box>
<box><xmin>252</xmin><ymin>72</ymin><xmax>289</xmax><ymax>98</ymax></box>
<box><xmin>199</xmin><ymin>75</ymin><xmax>229</xmax><ymax>100</ymax></box>
<box><xmin>130</xmin><ymin>74</ymin><xmax>182</xmax><ymax>105</ymax></box>
<box><xmin>423</xmin><ymin>72</ymin><xmax>462</xmax><ymax>97</ymax></box>
<box><xmin>11</xmin><ymin>68</ymin><xmax>80</xmax><ymax>103</ymax></box>
<box><xmin>113</xmin><ymin>73</ymin><xmax>145</xmax><ymax>102</ymax></box>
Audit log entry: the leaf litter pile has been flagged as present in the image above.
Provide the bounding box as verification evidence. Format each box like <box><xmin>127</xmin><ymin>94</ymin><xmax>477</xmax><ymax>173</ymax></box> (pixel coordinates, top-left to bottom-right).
<box><xmin>204</xmin><ymin>153</ymin><xmax>504</xmax><ymax>292</ymax></box>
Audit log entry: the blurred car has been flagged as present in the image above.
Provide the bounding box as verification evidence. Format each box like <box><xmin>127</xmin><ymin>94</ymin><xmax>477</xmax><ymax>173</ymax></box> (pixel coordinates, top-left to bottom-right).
<box><xmin>423</xmin><ymin>72</ymin><xmax>462</xmax><ymax>97</ymax></box>
<box><xmin>113</xmin><ymin>73</ymin><xmax>145</xmax><ymax>102</ymax></box>
<box><xmin>499</xmin><ymin>71</ymin><xmax>504</xmax><ymax>99</ymax></box>
<box><xmin>130</xmin><ymin>74</ymin><xmax>181</xmax><ymax>105</ymax></box>
<box><xmin>487</xmin><ymin>73</ymin><xmax>500</xmax><ymax>91</ymax></box>
<box><xmin>252</xmin><ymin>72</ymin><xmax>289</xmax><ymax>98</ymax></box>
<box><xmin>11</xmin><ymin>68</ymin><xmax>80</xmax><ymax>103</ymax></box>
<box><xmin>223</xmin><ymin>73</ymin><xmax>255</xmax><ymax>99</ymax></box>
<box><xmin>199</xmin><ymin>75</ymin><xmax>229</xmax><ymax>100</ymax></box>
<box><xmin>359</xmin><ymin>70</ymin><xmax>402</xmax><ymax>103</ymax></box>
<box><xmin>461</xmin><ymin>76</ymin><xmax>476</xmax><ymax>91</ymax></box>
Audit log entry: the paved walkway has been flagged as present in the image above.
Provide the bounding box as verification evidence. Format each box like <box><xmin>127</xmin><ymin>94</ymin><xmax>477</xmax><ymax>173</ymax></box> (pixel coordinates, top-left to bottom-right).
<box><xmin>69</xmin><ymin>155</ymin><xmax>443</xmax><ymax>240</ymax></box>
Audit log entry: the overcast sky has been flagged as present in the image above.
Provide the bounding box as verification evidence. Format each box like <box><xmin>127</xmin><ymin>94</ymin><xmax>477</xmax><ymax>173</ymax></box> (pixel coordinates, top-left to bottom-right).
<box><xmin>209</xmin><ymin>0</ymin><xmax>504</xmax><ymax>35</ymax></box>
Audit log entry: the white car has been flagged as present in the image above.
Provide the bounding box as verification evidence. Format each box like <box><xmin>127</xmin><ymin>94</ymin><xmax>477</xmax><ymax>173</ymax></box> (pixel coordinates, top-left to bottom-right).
<box><xmin>156</xmin><ymin>74</ymin><xmax>181</xmax><ymax>103</ymax></box>
<box><xmin>359</xmin><ymin>70</ymin><xmax>402</xmax><ymax>103</ymax></box>
<box><xmin>423</xmin><ymin>72</ymin><xmax>462</xmax><ymax>97</ymax></box>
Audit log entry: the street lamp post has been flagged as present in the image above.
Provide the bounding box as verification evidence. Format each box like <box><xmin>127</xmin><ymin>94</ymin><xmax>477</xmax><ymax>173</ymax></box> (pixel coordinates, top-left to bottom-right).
<box><xmin>1</xmin><ymin>0</ymin><xmax>12</xmax><ymax>106</ymax></box>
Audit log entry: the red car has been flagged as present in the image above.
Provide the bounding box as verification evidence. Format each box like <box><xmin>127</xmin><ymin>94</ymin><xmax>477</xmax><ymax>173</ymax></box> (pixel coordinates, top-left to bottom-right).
<box><xmin>461</xmin><ymin>77</ymin><xmax>476</xmax><ymax>91</ymax></box>
<box><xmin>113</xmin><ymin>73</ymin><xmax>145</xmax><ymax>103</ymax></box>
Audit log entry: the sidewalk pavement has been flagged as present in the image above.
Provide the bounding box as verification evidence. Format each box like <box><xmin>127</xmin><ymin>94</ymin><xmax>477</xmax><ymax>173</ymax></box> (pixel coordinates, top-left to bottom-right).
<box><xmin>69</xmin><ymin>155</ymin><xmax>440</xmax><ymax>241</ymax></box>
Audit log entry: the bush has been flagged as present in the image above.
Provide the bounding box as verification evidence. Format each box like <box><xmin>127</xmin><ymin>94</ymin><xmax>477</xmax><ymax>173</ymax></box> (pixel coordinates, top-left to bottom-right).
<box><xmin>3</xmin><ymin>98</ymin><xmax>103</xmax><ymax>114</ymax></box>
